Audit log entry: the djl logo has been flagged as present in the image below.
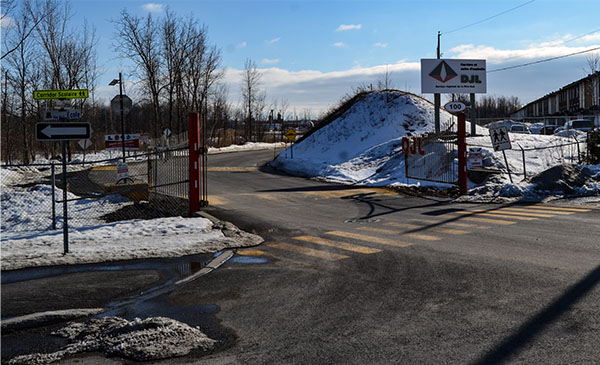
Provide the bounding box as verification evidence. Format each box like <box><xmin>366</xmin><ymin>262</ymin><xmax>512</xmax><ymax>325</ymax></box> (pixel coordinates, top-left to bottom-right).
<box><xmin>429</xmin><ymin>61</ymin><xmax>482</xmax><ymax>84</ymax></box>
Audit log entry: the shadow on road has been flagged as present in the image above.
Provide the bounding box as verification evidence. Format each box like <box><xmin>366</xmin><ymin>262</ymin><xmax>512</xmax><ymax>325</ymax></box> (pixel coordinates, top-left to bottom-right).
<box><xmin>474</xmin><ymin>264</ymin><xmax>600</xmax><ymax>364</ymax></box>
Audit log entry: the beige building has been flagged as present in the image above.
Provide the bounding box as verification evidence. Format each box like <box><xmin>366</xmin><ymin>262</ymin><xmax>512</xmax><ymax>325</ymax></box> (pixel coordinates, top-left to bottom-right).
<box><xmin>512</xmin><ymin>71</ymin><xmax>600</xmax><ymax>126</ymax></box>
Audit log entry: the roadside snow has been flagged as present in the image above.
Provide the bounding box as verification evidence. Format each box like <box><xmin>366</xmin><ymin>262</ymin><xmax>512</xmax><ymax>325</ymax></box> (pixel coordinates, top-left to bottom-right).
<box><xmin>271</xmin><ymin>91</ymin><xmax>600</xmax><ymax>204</ymax></box>
<box><xmin>1</xmin><ymin>216</ymin><xmax>262</xmax><ymax>271</ymax></box>
<box><xmin>6</xmin><ymin>316</ymin><xmax>216</xmax><ymax>364</ymax></box>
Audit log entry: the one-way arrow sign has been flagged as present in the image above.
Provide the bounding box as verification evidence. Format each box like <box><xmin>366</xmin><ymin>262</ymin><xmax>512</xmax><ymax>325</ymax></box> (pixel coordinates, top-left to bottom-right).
<box><xmin>36</xmin><ymin>122</ymin><xmax>91</xmax><ymax>141</ymax></box>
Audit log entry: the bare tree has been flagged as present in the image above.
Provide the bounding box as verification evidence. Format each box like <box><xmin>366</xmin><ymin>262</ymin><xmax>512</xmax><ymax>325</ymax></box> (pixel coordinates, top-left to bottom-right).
<box><xmin>376</xmin><ymin>65</ymin><xmax>393</xmax><ymax>90</ymax></box>
<box><xmin>241</xmin><ymin>58</ymin><xmax>262</xmax><ymax>141</ymax></box>
<box><xmin>584</xmin><ymin>53</ymin><xmax>600</xmax><ymax>74</ymax></box>
<box><xmin>114</xmin><ymin>10</ymin><xmax>163</xmax><ymax>137</ymax></box>
<box><xmin>1</xmin><ymin>0</ymin><xmax>46</xmax><ymax>60</ymax></box>
<box><xmin>4</xmin><ymin>1</ymin><xmax>39</xmax><ymax>163</ymax></box>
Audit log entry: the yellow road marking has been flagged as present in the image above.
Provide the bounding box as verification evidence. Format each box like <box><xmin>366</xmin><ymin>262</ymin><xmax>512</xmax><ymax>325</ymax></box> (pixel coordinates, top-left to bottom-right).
<box><xmin>92</xmin><ymin>166</ymin><xmax>116</xmax><ymax>171</ymax></box>
<box><xmin>446</xmin><ymin>213</ymin><xmax>516</xmax><ymax>225</ymax></box>
<box><xmin>326</xmin><ymin>231</ymin><xmax>412</xmax><ymax>247</ymax></box>
<box><xmin>301</xmin><ymin>188</ymin><xmax>394</xmax><ymax>200</ymax></box>
<box><xmin>207</xmin><ymin>166</ymin><xmax>259</xmax><ymax>172</ymax></box>
<box><xmin>499</xmin><ymin>207</ymin><xmax>573</xmax><ymax>215</ymax></box>
<box><xmin>415</xmin><ymin>219</ymin><xmax>491</xmax><ymax>230</ymax></box>
<box><xmin>525</xmin><ymin>205</ymin><xmax>592</xmax><ymax>212</ymax></box>
<box><xmin>455</xmin><ymin>211</ymin><xmax>536</xmax><ymax>221</ymax></box>
<box><xmin>207</xmin><ymin>195</ymin><xmax>229</xmax><ymax>205</ymax></box>
<box><xmin>237</xmin><ymin>249</ymin><xmax>268</xmax><ymax>256</ymax></box>
<box><xmin>469</xmin><ymin>209</ymin><xmax>553</xmax><ymax>218</ymax></box>
<box><xmin>294</xmin><ymin>236</ymin><xmax>381</xmax><ymax>254</ymax></box>
<box><xmin>357</xmin><ymin>226</ymin><xmax>442</xmax><ymax>241</ymax></box>
<box><xmin>385</xmin><ymin>222</ymin><xmax>469</xmax><ymax>235</ymax></box>
<box><xmin>266</xmin><ymin>242</ymin><xmax>349</xmax><ymax>261</ymax></box>
<box><xmin>253</xmin><ymin>193</ymin><xmax>281</xmax><ymax>201</ymax></box>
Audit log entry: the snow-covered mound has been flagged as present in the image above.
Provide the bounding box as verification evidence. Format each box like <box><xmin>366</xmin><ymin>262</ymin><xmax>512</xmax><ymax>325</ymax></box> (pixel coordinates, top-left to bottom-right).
<box><xmin>271</xmin><ymin>90</ymin><xmax>484</xmax><ymax>184</ymax></box>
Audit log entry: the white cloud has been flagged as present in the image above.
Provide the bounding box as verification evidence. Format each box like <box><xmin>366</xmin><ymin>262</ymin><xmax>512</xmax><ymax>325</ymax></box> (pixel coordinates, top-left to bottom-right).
<box><xmin>373</xmin><ymin>42</ymin><xmax>388</xmax><ymax>48</ymax></box>
<box><xmin>142</xmin><ymin>3</ymin><xmax>164</xmax><ymax>13</ymax></box>
<box><xmin>573</xmin><ymin>32</ymin><xmax>600</xmax><ymax>44</ymax></box>
<box><xmin>266</xmin><ymin>37</ymin><xmax>281</xmax><ymax>45</ymax></box>
<box><xmin>333</xmin><ymin>42</ymin><xmax>347</xmax><ymax>48</ymax></box>
<box><xmin>261</xmin><ymin>58</ymin><xmax>280</xmax><ymax>65</ymax></box>
<box><xmin>336</xmin><ymin>24</ymin><xmax>362</xmax><ymax>32</ymax></box>
<box><xmin>221</xmin><ymin>61</ymin><xmax>421</xmax><ymax>112</ymax></box>
<box><xmin>0</xmin><ymin>15</ymin><xmax>15</xmax><ymax>29</ymax></box>
<box><xmin>449</xmin><ymin>42</ymin><xmax>600</xmax><ymax>64</ymax></box>
<box><xmin>237</xmin><ymin>41</ymin><xmax>247</xmax><ymax>48</ymax></box>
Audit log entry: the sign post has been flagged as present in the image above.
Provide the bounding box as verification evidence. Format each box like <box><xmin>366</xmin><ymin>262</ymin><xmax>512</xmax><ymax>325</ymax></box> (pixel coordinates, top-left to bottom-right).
<box><xmin>33</xmin><ymin>89</ymin><xmax>89</xmax><ymax>255</ymax></box>
<box><xmin>489</xmin><ymin>126</ymin><xmax>513</xmax><ymax>183</ymax></box>
<box><xmin>444</xmin><ymin>101</ymin><xmax>468</xmax><ymax>194</ymax></box>
<box><xmin>284</xmin><ymin>128</ymin><xmax>297</xmax><ymax>158</ymax></box>
<box><xmin>421</xmin><ymin>59</ymin><xmax>488</xmax><ymax>195</ymax></box>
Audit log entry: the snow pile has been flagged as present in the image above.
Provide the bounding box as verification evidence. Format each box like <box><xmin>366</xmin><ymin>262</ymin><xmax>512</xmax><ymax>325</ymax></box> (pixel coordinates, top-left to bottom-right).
<box><xmin>463</xmin><ymin>164</ymin><xmax>600</xmax><ymax>203</ymax></box>
<box><xmin>6</xmin><ymin>316</ymin><xmax>216</xmax><ymax>364</ymax></box>
<box><xmin>1</xmin><ymin>184</ymin><xmax>130</xmax><ymax>232</ymax></box>
<box><xmin>270</xmin><ymin>90</ymin><xmax>600</xmax><ymax>203</ymax></box>
<box><xmin>271</xmin><ymin>90</ymin><xmax>484</xmax><ymax>185</ymax></box>
<box><xmin>1</xmin><ymin>216</ymin><xmax>262</xmax><ymax>270</ymax></box>
<box><xmin>209</xmin><ymin>141</ymin><xmax>286</xmax><ymax>154</ymax></box>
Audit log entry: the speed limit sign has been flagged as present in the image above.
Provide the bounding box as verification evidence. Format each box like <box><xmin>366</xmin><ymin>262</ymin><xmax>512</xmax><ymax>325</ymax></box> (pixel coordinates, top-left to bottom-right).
<box><xmin>444</xmin><ymin>101</ymin><xmax>467</xmax><ymax>113</ymax></box>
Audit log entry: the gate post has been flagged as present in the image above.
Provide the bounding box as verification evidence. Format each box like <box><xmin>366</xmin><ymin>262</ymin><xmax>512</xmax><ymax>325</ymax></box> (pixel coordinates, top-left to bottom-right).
<box><xmin>188</xmin><ymin>113</ymin><xmax>201</xmax><ymax>214</ymax></box>
<box><xmin>458</xmin><ymin>112</ymin><xmax>468</xmax><ymax>195</ymax></box>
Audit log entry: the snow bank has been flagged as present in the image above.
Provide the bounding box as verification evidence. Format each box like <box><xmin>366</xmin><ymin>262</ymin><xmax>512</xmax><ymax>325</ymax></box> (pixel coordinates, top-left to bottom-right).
<box><xmin>7</xmin><ymin>316</ymin><xmax>216</xmax><ymax>364</ymax></box>
<box><xmin>271</xmin><ymin>91</ymin><xmax>484</xmax><ymax>186</ymax></box>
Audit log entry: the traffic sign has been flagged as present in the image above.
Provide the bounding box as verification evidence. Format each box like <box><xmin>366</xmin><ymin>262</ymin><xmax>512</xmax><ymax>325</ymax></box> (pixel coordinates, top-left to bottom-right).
<box><xmin>105</xmin><ymin>134</ymin><xmax>140</xmax><ymax>151</ymax></box>
<box><xmin>111</xmin><ymin>95</ymin><xmax>133</xmax><ymax>115</ymax></box>
<box><xmin>444</xmin><ymin>101</ymin><xmax>467</xmax><ymax>114</ymax></box>
<box><xmin>489</xmin><ymin>126</ymin><xmax>512</xmax><ymax>151</ymax></box>
<box><xmin>36</xmin><ymin>122</ymin><xmax>91</xmax><ymax>141</ymax></box>
<box><xmin>43</xmin><ymin>109</ymin><xmax>81</xmax><ymax>121</ymax></box>
<box><xmin>33</xmin><ymin>89</ymin><xmax>89</xmax><ymax>100</ymax></box>
<box><xmin>78</xmin><ymin>139</ymin><xmax>92</xmax><ymax>150</ymax></box>
<box><xmin>284</xmin><ymin>128</ymin><xmax>297</xmax><ymax>142</ymax></box>
<box><xmin>467</xmin><ymin>147</ymin><xmax>484</xmax><ymax>168</ymax></box>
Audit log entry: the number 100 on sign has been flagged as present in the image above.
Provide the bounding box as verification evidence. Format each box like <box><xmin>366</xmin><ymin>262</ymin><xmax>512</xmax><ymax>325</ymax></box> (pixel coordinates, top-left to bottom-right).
<box><xmin>444</xmin><ymin>101</ymin><xmax>467</xmax><ymax>113</ymax></box>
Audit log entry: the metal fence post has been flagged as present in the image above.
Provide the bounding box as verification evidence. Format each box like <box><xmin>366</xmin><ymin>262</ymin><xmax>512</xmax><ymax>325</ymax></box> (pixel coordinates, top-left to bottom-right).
<box><xmin>51</xmin><ymin>163</ymin><xmax>56</xmax><ymax>230</ymax></box>
<box><xmin>457</xmin><ymin>112</ymin><xmax>467</xmax><ymax>195</ymax></box>
<box><xmin>519</xmin><ymin>144</ymin><xmax>526</xmax><ymax>180</ymax></box>
<box><xmin>61</xmin><ymin>141</ymin><xmax>69</xmax><ymax>254</ymax></box>
<box><xmin>188</xmin><ymin>113</ymin><xmax>201</xmax><ymax>215</ymax></box>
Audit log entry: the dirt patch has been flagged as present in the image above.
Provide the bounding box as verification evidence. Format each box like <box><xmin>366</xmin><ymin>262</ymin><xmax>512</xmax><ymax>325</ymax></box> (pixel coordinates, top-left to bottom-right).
<box><xmin>529</xmin><ymin>164</ymin><xmax>596</xmax><ymax>194</ymax></box>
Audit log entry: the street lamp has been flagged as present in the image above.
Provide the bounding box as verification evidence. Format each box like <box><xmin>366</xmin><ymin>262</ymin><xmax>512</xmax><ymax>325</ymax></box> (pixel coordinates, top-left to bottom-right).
<box><xmin>109</xmin><ymin>73</ymin><xmax>126</xmax><ymax>162</ymax></box>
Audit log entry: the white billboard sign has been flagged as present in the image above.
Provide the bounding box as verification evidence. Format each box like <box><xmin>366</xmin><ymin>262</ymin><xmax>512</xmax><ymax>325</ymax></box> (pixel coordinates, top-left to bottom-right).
<box><xmin>421</xmin><ymin>59</ymin><xmax>487</xmax><ymax>94</ymax></box>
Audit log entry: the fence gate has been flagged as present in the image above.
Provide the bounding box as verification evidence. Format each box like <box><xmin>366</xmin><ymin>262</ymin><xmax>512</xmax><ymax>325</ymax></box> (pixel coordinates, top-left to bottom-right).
<box><xmin>405</xmin><ymin>132</ymin><xmax>458</xmax><ymax>185</ymax></box>
<box><xmin>147</xmin><ymin>113</ymin><xmax>208</xmax><ymax>215</ymax></box>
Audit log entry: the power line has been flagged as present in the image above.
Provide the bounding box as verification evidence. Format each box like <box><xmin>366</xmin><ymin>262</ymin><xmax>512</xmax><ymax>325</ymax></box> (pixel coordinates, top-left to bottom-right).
<box><xmin>487</xmin><ymin>46</ymin><xmax>600</xmax><ymax>73</ymax></box>
<box><xmin>490</xmin><ymin>28</ymin><xmax>600</xmax><ymax>64</ymax></box>
<box><xmin>443</xmin><ymin>0</ymin><xmax>535</xmax><ymax>35</ymax></box>
<box><xmin>562</xmin><ymin>28</ymin><xmax>600</xmax><ymax>45</ymax></box>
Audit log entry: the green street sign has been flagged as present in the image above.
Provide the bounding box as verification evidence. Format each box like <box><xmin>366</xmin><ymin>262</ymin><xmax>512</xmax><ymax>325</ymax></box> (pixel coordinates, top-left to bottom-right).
<box><xmin>33</xmin><ymin>89</ymin><xmax>89</xmax><ymax>100</ymax></box>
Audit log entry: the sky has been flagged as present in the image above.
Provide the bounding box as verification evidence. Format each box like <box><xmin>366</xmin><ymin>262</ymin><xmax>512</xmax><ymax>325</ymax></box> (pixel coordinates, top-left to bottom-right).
<box><xmin>3</xmin><ymin>0</ymin><xmax>600</xmax><ymax>116</ymax></box>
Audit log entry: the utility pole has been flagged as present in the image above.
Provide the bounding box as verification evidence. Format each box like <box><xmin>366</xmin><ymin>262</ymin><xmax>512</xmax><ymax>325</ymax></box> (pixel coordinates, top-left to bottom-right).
<box><xmin>434</xmin><ymin>31</ymin><xmax>441</xmax><ymax>134</ymax></box>
<box><xmin>119</xmin><ymin>72</ymin><xmax>125</xmax><ymax>162</ymax></box>
<box><xmin>470</xmin><ymin>93</ymin><xmax>477</xmax><ymax>136</ymax></box>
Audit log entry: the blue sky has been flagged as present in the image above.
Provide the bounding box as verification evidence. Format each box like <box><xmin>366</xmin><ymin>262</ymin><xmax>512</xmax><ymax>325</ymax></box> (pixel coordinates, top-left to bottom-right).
<box><xmin>15</xmin><ymin>0</ymin><xmax>600</xmax><ymax>114</ymax></box>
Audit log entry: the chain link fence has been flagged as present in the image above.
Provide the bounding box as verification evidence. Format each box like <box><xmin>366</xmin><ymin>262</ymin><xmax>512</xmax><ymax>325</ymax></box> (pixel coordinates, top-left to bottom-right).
<box><xmin>1</xmin><ymin>149</ymin><xmax>189</xmax><ymax>237</ymax></box>
<box><xmin>469</xmin><ymin>137</ymin><xmax>587</xmax><ymax>181</ymax></box>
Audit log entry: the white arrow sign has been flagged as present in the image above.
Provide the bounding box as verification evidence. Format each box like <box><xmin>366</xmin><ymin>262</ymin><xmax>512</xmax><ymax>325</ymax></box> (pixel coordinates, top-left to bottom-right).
<box><xmin>36</xmin><ymin>122</ymin><xmax>91</xmax><ymax>141</ymax></box>
<box><xmin>41</xmin><ymin>125</ymin><xmax>87</xmax><ymax>137</ymax></box>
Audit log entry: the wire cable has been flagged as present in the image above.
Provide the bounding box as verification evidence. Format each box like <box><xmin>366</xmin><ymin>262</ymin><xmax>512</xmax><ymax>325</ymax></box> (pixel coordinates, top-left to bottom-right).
<box><xmin>487</xmin><ymin>46</ymin><xmax>600</xmax><ymax>73</ymax></box>
<box><xmin>443</xmin><ymin>0</ymin><xmax>535</xmax><ymax>35</ymax></box>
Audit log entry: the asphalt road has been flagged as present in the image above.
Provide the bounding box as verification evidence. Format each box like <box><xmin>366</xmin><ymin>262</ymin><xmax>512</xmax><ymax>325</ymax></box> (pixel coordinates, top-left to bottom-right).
<box><xmin>191</xmin><ymin>149</ymin><xmax>600</xmax><ymax>364</ymax></box>
<box><xmin>3</xmin><ymin>148</ymin><xmax>600</xmax><ymax>364</ymax></box>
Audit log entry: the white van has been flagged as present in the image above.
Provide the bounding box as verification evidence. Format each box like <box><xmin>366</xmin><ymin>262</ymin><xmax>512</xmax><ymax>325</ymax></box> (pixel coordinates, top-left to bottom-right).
<box><xmin>564</xmin><ymin>119</ymin><xmax>594</xmax><ymax>132</ymax></box>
